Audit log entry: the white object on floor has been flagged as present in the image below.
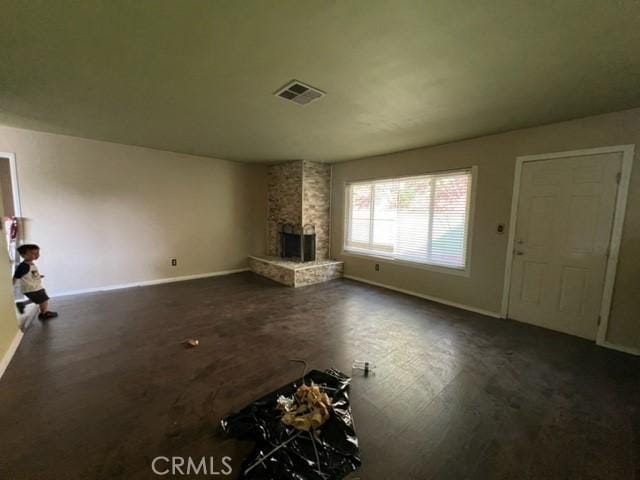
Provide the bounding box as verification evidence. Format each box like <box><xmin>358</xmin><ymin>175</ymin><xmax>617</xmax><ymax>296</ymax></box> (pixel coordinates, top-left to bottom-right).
<box><xmin>18</xmin><ymin>303</ymin><xmax>39</xmax><ymax>332</ymax></box>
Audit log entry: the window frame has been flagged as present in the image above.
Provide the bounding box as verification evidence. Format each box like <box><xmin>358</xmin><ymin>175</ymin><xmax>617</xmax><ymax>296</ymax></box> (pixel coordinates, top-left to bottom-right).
<box><xmin>342</xmin><ymin>166</ymin><xmax>477</xmax><ymax>277</ymax></box>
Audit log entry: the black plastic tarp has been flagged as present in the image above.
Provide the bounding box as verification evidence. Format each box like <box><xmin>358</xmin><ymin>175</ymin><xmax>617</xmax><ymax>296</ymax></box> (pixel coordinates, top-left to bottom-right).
<box><xmin>220</xmin><ymin>369</ymin><xmax>361</xmax><ymax>479</ymax></box>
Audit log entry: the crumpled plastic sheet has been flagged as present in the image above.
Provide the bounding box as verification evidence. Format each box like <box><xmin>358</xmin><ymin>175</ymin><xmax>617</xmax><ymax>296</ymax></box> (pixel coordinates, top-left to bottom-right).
<box><xmin>220</xmin><ymin>368</ymin><xmax>361</xmax><ymax>479</ymax></box>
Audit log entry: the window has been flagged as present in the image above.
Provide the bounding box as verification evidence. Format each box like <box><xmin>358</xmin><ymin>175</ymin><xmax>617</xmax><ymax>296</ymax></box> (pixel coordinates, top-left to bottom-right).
<box><xmin>344</xmin><ymin>169</ymin><xmax>473</xmax><ymax>271</ymax></box>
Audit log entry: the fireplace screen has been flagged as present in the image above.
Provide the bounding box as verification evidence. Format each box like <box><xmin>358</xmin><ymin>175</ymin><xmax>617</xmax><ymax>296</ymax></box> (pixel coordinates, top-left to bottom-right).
<box><xmin>280</xmin><ymin>224</ymin><xmax>316</xmax><ymax>262</ymax></box>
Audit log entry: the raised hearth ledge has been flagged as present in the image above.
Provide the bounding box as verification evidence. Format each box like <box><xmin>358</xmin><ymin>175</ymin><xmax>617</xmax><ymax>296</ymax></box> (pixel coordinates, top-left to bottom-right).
<box><xmin>248</xmin><ymin>256</ymin><xmax>343</xmax><ymax>270</ymax></box>
<box><xmin>248</xmin><ymin>256</ymin><xmax>343</xmax><ymax>287</ymax></box>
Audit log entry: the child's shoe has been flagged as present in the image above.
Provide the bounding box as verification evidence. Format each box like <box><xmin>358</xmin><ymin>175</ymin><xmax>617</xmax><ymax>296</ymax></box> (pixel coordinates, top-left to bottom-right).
<box><xmin>38</xmin><ymin>311</ymin><xmax>58</xmax><ymax>320</ymax></box>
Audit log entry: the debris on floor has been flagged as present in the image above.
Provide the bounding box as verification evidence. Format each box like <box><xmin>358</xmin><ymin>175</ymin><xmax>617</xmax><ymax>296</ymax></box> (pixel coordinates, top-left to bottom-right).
<box><xmin>221</xmin><ymin>368</ymin><xmax>361</xmax><ymax>479</ymax></box>
<box><xmin>351</xmin><ymin>360</ymin><xmax>375</xmax><ymax>377</ymax></box>
<box><xmin>278</xmin><ymin>382</ymin><xmax>332</xmax><ymax>431</ymax></box>
<box><xmin>181</xmin><ymin>338</ymin><xmax>199</xmax><ymax>348</ymax></box>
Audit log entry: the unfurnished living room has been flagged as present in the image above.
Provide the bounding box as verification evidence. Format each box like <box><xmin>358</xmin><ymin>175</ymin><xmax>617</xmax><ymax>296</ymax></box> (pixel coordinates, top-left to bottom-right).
<box><xmin>1</xmin><ymin>1</ymin><xmax>639</xmax><ymax>479</ymax></box>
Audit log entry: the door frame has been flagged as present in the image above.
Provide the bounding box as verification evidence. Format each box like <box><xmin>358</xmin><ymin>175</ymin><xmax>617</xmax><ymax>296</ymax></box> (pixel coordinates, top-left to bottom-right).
<box><xmin>0</xmin><ymin>152</ymin><xmax>22</xmax><ymax>217</ymax></box>
<box><xmin>500</xmin><ymin>145</ymin><xmax>635</xmax><ymax>347</ymax></box>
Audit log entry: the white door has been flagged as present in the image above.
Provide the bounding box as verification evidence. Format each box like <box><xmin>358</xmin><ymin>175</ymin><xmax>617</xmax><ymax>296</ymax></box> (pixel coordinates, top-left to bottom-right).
<box><xmin>507</xmin><ymin>153</ymin><xmax>621</xmax><ymax>339</ymax></box>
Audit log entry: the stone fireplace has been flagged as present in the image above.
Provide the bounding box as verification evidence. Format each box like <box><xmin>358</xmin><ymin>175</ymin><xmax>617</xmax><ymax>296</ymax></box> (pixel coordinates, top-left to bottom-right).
<box><xmin>249</xmin><ymin>160</ymin><xmax>343</xmax><ymax>287</ymax></box>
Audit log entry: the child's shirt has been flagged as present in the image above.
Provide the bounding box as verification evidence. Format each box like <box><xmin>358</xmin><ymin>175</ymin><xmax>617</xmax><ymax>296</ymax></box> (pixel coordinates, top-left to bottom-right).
<box><xmin>14</xmin><ymin>262</ymin><xmax>43</xmax><ymax>293</ymax></box>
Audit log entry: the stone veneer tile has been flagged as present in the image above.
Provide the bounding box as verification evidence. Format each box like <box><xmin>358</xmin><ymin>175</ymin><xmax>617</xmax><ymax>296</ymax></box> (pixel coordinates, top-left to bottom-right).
<box><xmin>302</xmin><ymin>160</ymin><xmax>331</xmax><ymax>260</ymax></box>
<box><xmin>267</xmin><ymin>161</ymin><xmax>302</xmax><ymax>256</ymax></box>
<box><xmin>248</xmin><ymin>257</ymin><xmax>295</xmax><ymax>287</ymax></box>
<box><xmin>249</xmin><ymin>257</ymin><xmax>343</xmax><ymax>288</ymax></box>
<box><xmin>294</xmin><ymin>262</ymin><xmax>343</xmax><ymax>287</ymax></box>
<box><xmin>265</xmin><ymin>159</ymin><xmax>332</xmax><ymax>269</ymax></box>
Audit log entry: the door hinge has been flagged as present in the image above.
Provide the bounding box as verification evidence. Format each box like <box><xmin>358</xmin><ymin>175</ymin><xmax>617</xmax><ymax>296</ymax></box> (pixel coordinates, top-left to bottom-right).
<box><xmin>616</xmin><ymin>172</ymin><xmax>622</xmax><ymax>184</ymax></box>
<box><xmin>597</xmin><ymin>315</ymin><xmax>601</xmax><ymax>326</ymax></box>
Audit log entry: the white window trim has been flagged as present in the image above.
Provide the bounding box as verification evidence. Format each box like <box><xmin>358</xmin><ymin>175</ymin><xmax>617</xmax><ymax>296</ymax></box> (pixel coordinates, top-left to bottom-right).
<box><xmin>342</xmin><ymin>166</ymin><xmax>477</xmax><ymax>277</ymax></box>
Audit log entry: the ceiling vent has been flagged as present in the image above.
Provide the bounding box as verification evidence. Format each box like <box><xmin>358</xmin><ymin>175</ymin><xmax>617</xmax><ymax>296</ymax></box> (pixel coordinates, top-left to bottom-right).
<box><xmin>274</xmin><ymin>80</ymin><xmax>325</xmax><ymax>106</ymax></box>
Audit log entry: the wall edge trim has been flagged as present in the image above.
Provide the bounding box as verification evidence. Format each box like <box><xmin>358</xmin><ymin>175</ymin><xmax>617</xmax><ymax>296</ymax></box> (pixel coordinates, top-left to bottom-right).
<box><xmin>599</xmin><ymin>341</ymin><xmax>640</xmax><ymax>356</ymax></box>
<box><xmin>0</xmin><ymin>330</ymin><xmax>24</xmax><ymax>381</ymax></box>
<box><xmin>50</xmin><ymin>268</ymin><xmax>250</xmax><ymax>298</ymax></box>
<box><xmin>343</xmin><ymin>274</ymin><xmax>501</xmax><ymax>318</ymax></box>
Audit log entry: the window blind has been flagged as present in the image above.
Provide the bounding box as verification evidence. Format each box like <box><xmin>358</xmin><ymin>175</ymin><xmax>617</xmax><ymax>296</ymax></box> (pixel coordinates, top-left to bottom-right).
<box><xmin>345</xmin><ymin>169</ymin><xmax>472</xmax><ymax>269</ymax></box>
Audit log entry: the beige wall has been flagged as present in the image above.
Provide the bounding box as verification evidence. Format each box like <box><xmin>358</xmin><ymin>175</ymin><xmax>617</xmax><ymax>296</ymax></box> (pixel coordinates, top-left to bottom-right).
<box><xmin>0</xmin><ymin>126</ymin><xmax>267</xmax><ymax>294</ymax></box>
<box><xmin>331</xmin><ymin>108</ymin><xmax>640</xmax><ymax>351</ymax></box>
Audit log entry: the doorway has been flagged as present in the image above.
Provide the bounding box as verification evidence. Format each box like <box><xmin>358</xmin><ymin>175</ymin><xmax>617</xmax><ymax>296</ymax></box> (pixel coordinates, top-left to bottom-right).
<box><xmin>502</xmin><ymin>145</ymin><xmax>634</xmax><ymax>343</ymax></box>
<box><xmin>0</xmin><ymin>153</ymin><xmax>22</xmax><ymax>270</ymax></box>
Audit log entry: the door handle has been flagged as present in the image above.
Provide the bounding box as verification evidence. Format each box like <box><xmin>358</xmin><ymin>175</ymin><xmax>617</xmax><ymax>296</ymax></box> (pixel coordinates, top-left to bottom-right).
<box><xmin>515</xmin><ymin>250</ymin><xmax>525</xmax><ymax>256</ymax></box>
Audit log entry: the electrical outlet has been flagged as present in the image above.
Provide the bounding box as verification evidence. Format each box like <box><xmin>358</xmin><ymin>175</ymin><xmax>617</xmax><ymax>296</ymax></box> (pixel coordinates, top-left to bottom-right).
<box><xmin>375</xmin><ymin>263</ymin><xmax>380</xmax><ymax>271</ymax></box>
<box><xmin>171</xmin><ymin>258</ymin><xmax>177</xmax><ymax>266</ymax></box>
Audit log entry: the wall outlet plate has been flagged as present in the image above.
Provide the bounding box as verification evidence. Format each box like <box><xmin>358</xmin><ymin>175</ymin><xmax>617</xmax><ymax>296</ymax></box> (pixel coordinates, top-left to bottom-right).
<box><xmin>171</xmin><ymin>258</ymin><xmax>177</xmax><ymax>266</ymax></box>
<box><xmin>375</xmin><ymin>263</ymin><xmax>380</xmax><ymax>271</ymax></box>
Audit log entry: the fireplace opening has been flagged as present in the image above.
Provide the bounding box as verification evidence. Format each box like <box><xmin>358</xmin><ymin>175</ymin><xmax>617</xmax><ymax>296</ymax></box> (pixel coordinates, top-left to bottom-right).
<box><xmin>280</xmin><ymin>224</ymin><xmax>316</xmax><ymax>262</ymax></box>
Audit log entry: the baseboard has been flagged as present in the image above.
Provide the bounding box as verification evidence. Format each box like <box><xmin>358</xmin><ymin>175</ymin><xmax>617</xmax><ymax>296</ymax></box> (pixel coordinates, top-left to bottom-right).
<box><xmin>599</xmin><ymin>341</ymin><xmax>640</xmax><ymax>356</ymax></box>
<box><xmin>0</xmin><ymin>330</ymin><xmax>24</xmax><ymax>381</ymax></box>
<box><xmin>343</xmin><ymin>276</ymin><xmax>639</xmax><ymax>354</ymax></box>
<box><xmin>51</xmin><ymin>268</ymin><xmax>250</xmax><ymax>298</ymax></box>
<box><xmin>343</xmin><ymin>274</ymin><xmax>501</xmax><ymax>318</ymax></box>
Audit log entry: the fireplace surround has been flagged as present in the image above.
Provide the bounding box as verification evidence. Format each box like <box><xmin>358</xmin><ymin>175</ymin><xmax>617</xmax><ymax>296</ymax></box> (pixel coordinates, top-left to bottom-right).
<box><xmin>249</xmin><ymin>160</ymin><xmax>343</xmax><ymax>287</ymax></box>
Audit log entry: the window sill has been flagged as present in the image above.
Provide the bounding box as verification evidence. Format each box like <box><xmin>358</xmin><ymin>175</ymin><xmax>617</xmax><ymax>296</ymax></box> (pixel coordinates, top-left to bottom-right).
<box><xmin>341</xmin><ymin>249</ymin><xmax>471</xmax><ymax>277</ymax></box>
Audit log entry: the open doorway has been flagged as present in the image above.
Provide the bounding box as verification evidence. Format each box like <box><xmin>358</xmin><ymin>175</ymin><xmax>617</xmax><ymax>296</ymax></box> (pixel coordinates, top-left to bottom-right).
<box><xmin>0</xmin><ymin>153</ymin><xmax>34</xmax><ymax>330</ymax></box>
<box><xmin>0</xmin><ymin>153</ymin><xmax>22</xmax><ymax>271</ymax></box>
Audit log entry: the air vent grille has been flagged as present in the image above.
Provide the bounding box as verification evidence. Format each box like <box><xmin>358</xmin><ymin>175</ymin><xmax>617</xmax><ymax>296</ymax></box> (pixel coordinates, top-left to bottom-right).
<box><xmin>275</xmin><ymin>80</ymin><xmax>325</xmax><ymax>106</ymax></box>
